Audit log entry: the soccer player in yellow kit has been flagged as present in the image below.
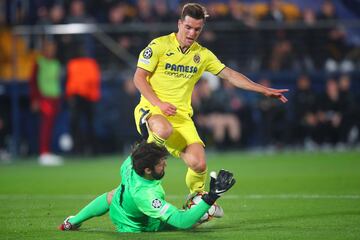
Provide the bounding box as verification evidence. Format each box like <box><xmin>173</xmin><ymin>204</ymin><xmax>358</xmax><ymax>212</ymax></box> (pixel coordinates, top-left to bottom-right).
<box><xmin>134</xmin><ymin>3</ymin><xmax>288</xmax><ymax>196</ymax></box>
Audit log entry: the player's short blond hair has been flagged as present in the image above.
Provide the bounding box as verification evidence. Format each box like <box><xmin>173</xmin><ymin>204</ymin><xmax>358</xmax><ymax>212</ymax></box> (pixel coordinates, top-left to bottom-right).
<box><xmin>181</xmin><ymin>3</ymin><xmax>209</xmax><ymax>21</ymax></box>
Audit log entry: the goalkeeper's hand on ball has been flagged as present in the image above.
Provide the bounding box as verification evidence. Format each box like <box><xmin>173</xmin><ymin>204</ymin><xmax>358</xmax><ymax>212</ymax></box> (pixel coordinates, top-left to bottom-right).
<box><xmin>202</xmin><ymin>169</ymin><xmax>236</xmax><ymax>205</ymax></box>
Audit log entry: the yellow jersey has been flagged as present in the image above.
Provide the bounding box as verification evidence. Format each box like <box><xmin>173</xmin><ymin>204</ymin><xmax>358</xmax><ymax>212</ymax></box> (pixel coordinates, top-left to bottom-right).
<box><xmin>137</xmin><ymin>32</ymin><xmax>225</xmax><ymax>117</ymax></box>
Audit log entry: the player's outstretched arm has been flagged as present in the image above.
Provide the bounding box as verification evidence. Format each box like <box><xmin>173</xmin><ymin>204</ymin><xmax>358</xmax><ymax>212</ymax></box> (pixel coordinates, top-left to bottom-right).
<box><xmin>133</xmin><ymin>67</ymin><xmax>177</xmax><ymax>116</ymax></box>
<box><xmin>166</xmin><ymin>170</ymin><xmax>236</xmax><ymax>229</ymax></box>
<box><xmin>218</xmin><ymin>67</ymin><xmax>289</xmax><ymax>103</ymax></box>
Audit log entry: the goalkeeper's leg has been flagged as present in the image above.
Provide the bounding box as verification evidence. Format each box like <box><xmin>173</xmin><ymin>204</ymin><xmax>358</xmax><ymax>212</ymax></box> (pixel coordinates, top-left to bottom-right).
<box><xmin>59</xmin><ymin>190</ymin><xmax>115</xmax><ymax>230</ymax></box>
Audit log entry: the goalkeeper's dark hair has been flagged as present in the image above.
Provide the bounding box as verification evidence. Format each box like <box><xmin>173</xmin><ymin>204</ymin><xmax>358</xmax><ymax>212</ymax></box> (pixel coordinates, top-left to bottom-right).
<box><xmin>131</xmin><ymin>141</ymin><xmax>169</xmax><ymax>176</ymax></box>
<box><xmin>181</xmin><ymin>3</ymin><xmax>209</xmax><ymax>21</ymax></box>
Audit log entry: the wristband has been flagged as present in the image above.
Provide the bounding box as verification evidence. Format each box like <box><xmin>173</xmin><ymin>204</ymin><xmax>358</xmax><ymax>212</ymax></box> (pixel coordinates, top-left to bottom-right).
<box><xmin>202</xmin><ymin>193</ymin><xmax>219</xmax><ymax>206</ymax></box>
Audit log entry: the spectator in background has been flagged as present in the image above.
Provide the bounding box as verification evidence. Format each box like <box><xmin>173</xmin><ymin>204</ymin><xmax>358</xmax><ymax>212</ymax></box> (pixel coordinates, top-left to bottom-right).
<box><xmin>258</xmin><ymin>0</ymin><xmax>302</xmax><ymax>72</ymax></box>
<box><xmin>66</xmin><ymin>48</ymin><xmax>101</xmax><ymax>155</ymax></box>
<box><xmin>317</xmin><ymin>0</ymin><xmax>350</xmax><ymax>72</ymax></box>
<box><xmin>0</xmin><ymin>91</ymin><xmax>11</xmax><ymax>162</ymax></box>
<box><xmin>193</xmin><ymin>78</ymin><xmax>218</xmax><ymax>146</ymax></box>
<box><xmin>291</xmin><ymin>74</ymin><xmax>319</xmax><ymax>147</ymax></box>
<box><xmin>133</xmin><ymin>0</ymin><xmax>158</xmax><ymax>50</ymax></box>
<box><xmin>47</xmin><ymin>4</ymin><xmax>69</xmax><ymax>63</ymax></box>
<box><xmin>268</xmin><ymin>39</ymin><xmax>297</xmax><ymax>71</ymax></box>
<box><xmin>195</xmin><ymin>77</ymin><xmax>241</xmax><ymax>150</ymax></box>
<box><xmin>36</xmin><ymin>5</ymin><xmax>50</xmax><ymax>25</ymax></box>
<box><xmin>297</xmin><ymin>8</ymin><xmax>322</xmax><ymax>70</ymax></box>
<box><xmin>259</xmin><ymin>0</ymin><xmax>294</xmax><ymax>71</ymax></box>
<box><xmin>65</xmin><ymin>0</ymin><xmax>95</xmax><ymax>57</ymax></box>
<box><xmin>30</xmin><ymin>40</ymin><xmax>63</xmax><ymax>166</ymax></box>
<box><xmin>0</xmin><ymin>26</ymin><xmax>36</xmax><ymax>81</ymax></box>
<box><xmin>134</xmin><ymin>0</ymin><xmax>155</xmax><ymax>23</ymax></box>
<box><xmin>153</xmin><ymin>0</ymin><xmax>174</xmax><ymax>22</ymax></box>
<box><xmin>108</xmin><ymin>2</ymin><xmax>132</xmax><ymax>25</ymax></box>
<box><xmin>222</xmin><ymin>78</ymin><xmax>254</xmax><ymax>147</ymax></box>
<box><xmin>338</xmin><ymin>74</ymin><xmax>358</xmax><ymax>144</ymax></box>
<box><xmin>66</xmin><ymin>0</ymin><xmax>92</xmax><ymax>23</ymax></box>
<box><xmin>317</xmin><ymin>78</ymin><xmax>343</xmax><ymax>145</ymax></box>
<box><xmin>261</xmin><ymin>0</ymin><xmax>287</xmax><ymax>23</ymax></box>
<box><xmin>217</xmin><ymin>78</ymin><xmax>249</xmax><ymax>148</ymax></box>
<box><xmin>219</xmin><ymin>0</ymin><xmax>259</xmax><ymax>71</ymax></box>
<box><xmin>33</xmin><ymin>4</ymin><xmax>66</xmax><ymax>57</ymax></box>
<box><xmin>118</xmin><ymin>76</ymin><xmax>141</xmax><ymax>151</ymax></box>
<box><xmin>49</xmin><ymin>4</ymin><xmax>65</xmax><ymax>24</ymax></box>
<box><xmin>256</xmin><ymin>78</ymin><xmax>287</xmax><ymax>148</ymax></box>
<box><xmin>106</xmin><ymin>2</ymin><xmax>140</xmax><ymax>70</ymax></box>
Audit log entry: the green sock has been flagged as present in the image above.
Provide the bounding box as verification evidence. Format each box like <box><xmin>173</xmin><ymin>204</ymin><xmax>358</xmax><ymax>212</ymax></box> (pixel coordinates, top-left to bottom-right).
<box><xmin>68</xmin><ymin>193</ymin><xmax>109</xmax><ymax>225</ymax></box>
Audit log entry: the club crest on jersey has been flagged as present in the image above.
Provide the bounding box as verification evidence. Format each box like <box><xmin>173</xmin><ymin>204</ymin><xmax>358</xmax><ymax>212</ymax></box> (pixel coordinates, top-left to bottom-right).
<box><xmin>143</xmin><ymin>47</ymin><xmax>153</xmax><ymax>59</ymax></box>
<box><xmin>193</xmin><ymin>53</ymin><xmax>200</xmax><ymax>64</ymax></box>
<box><xmin>152</xmin><ymin>199</ymin><xmax>162</xmax><ymax>209</ymax></box>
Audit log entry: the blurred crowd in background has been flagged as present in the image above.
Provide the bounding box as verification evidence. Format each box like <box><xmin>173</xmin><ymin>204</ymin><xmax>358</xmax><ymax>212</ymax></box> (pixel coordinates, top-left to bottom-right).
<box><xmin>2</xmin><ymin>0</ymin><xmax>360</xmax><ymax>73</ymax></box>
<box><xmin>0</xmin><ymin>0</ymin><xmax>360</xmax><ymax>162</ymax></box>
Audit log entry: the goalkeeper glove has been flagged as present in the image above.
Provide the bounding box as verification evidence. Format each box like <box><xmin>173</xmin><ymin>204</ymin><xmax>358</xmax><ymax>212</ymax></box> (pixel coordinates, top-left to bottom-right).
<box><xmin>202</xmin><ymin>169</ymin><xmax>236</xmax><ymax>205</ymax></box>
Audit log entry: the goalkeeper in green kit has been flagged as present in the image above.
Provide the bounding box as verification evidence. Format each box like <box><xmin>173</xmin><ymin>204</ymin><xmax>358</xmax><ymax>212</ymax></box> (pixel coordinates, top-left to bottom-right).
<box><xmin>59</xmin><ymin>141</ymin><xmax>236</xmax><ymax>232</ymax></box>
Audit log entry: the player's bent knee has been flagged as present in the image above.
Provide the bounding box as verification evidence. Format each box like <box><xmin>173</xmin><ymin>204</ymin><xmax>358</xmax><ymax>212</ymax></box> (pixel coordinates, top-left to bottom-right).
<box><xmin>148</xmin><ymin>116</ymin><xmax>173</xmax><ymax>139</ymax></box>
<box><xmin>196</xmin><ymin>161</ymin><xmax>207</xmax><ymax>172</ymax></box>
<box><xmin>154</xmin><ymin>126</ymin><xmax>173</xmax><ymax>139</ymax></box>
<box><xmin>190</xmin><ymin>160</ymin><xmax>207</xmax><ymax>173</ymax></box>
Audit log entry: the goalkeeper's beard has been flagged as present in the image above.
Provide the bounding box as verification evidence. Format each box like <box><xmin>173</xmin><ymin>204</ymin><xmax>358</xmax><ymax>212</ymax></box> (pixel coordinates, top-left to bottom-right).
<box><xmin>151</xmin><ymin>171</ymin><xmax>165</xmax><ymax>180</ymax></box>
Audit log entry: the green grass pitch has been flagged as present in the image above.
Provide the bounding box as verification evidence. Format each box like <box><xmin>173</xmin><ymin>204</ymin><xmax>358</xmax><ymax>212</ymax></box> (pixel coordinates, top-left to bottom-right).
<box><xmin>1</xmin><ymin>150</ymin><xmax>360</xmax><ymax>240</ymax></box>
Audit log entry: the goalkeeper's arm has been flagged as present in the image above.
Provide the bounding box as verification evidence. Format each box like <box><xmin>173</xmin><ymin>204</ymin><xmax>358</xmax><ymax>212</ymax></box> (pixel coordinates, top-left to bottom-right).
<box><xmin>166</xmin><ymin>169</ymin><xmax>236</xmax><ymax>229</ymax></box>
<box><xmin>166</xmin><ymin>200</ymin><xmax>210</xmax><ymax>229</ymax></box>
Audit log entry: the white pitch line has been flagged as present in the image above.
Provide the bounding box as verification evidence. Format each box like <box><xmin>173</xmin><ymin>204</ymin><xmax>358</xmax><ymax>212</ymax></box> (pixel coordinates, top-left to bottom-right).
<box><xmin>0</xmin><ymin>194</ymin><xmax>359</xmax><ymax>200</ymax></box>
<box><xmin>231</xmin><ymin>194</ymin><xmax>360</xmax><ymax>200</ymax></box>
<box><xmin>168</xmin><ymin>194</ymin><xmax>360</xmax><ymax>200</ymax></box>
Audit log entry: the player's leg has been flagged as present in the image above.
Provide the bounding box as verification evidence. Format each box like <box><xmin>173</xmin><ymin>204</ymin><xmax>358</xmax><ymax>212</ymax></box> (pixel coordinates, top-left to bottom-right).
<box><xmin>181</xmin><ymin>143</ymin><xmax>224</xmax><ymax>218</ymax></box>
<box><xmin>38</xmin><ymin>98</ymin><xmax>63</xmax><ymax>165</ymax></box>
<box><xmin>136</xmin><ymin>105</ymin><xmax>207</xmax><ymax>194</ymax></box>
<box><xmin>210</xmin><ymin>114</ymin><xmax>227</xmax><ymax>144</ymax></box>
<box><xmin>134</xmin><ymin>105</ymin><xmax>173</xmax><ymax>145</ymax></box>
<box><xmin>162</xmin><ymin>118</ymin><xmax>207</xmax><ymax>194</ymax></box>
<box><xmin>181</xmin><ymin>143</ymin><xmax>207</xmax><ymax>194</ymax></box>
<box><xmin>147</xmin><ymin>114</ymin><xmax>173</xmax><ymax>145</ymax></box>
<box><xmin>225</xmin><ymin>114</ymin><xmax>241</xmax><ymax>142</ymax></box>
<box><xmin>59</xmin><ymin>189</ymin><xmax>115</xmax><ymax>230</ymax></box>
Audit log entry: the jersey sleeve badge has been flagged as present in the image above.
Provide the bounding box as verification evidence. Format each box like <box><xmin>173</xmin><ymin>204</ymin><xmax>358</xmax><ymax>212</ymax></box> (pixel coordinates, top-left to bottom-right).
<box><xmin>143</xmin><ymin>47</ymin><xmax>153</xmax><ymax>59</ymax></box>
<box><xmin>151</xmin><ymin>199</ymin><xmax>162</xmax><ymax>208</ymax></box>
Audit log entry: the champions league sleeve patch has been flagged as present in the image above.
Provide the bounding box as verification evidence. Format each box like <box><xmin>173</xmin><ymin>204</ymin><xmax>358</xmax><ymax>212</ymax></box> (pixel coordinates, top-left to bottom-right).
<box><xmin>143</xmin><ymin>47</ymin><xmax>153</xmax><ymax>59</ymax></box>
<box><xmin>151</xmin><ymin>199</ymin><xmax>162</xmax><ymax>209</ymax></box>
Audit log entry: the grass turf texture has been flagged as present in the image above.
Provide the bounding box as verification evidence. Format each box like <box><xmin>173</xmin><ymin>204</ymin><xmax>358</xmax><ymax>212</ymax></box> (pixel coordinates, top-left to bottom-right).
<box><xmin>1</xmin><ymin>151</ymin><xmax>360</xmax><ymax>240</ymax></box>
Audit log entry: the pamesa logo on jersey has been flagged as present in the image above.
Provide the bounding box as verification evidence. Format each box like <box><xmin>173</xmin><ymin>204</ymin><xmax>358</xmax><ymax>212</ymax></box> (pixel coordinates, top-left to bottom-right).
<box><xmin>164</xmin><ymin>63</ymin><xmax>198</xmax><ymax>73</ymax></box>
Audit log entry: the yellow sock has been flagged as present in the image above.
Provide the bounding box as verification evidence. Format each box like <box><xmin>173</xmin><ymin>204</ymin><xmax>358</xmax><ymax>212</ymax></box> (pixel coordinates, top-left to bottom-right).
<box><xmin>147</xmin><ymin>132</ymin><xmax>165</xmax><ymax>146</ymax></box>
<box><xmin>186</xmin><ymin>168</ymin><xmax>207</xmax><ymax>194</ymax></box>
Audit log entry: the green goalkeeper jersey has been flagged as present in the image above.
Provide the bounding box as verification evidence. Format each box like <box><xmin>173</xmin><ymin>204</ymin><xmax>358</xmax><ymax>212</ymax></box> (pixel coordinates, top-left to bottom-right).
<box><xmin>109</xmin><ymin>156</ymin><xmax>210</xmax><ymax>232</ymax></box>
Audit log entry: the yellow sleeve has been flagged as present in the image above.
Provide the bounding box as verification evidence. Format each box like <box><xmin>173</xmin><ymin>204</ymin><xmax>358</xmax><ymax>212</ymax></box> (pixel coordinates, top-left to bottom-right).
<box><xmin>137</xmin><ymin>40</ymin><xmax>163</xmax><ymax>73</ymax></box>
<box><xmin>204</xmin><ymin>49</ymin><xmax>225</xmax><ymax>75</ymax></box>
